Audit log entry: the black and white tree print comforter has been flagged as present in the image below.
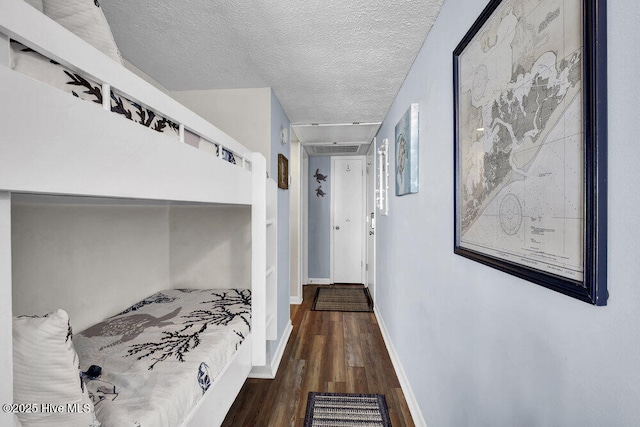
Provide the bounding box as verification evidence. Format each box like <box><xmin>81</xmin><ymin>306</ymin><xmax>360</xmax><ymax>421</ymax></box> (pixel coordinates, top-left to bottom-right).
<box><xmin>73</xmin><ymin>288</ymin><xmax>251</xmax><ymax>427</ymax></box>
<box><xmin>10</xmin><ymin>42</ymin><xmax>243</xmax><ymax>165</ymax></box>
<box><xmin>11</xmin><ymin>41</ymin><xmax>179</xmax><ymax>138</ymax></box>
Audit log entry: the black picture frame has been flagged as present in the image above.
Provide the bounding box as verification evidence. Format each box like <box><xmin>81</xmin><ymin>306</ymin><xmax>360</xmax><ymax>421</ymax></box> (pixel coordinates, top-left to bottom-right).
<box><xmin>278</xmin><ymin>154</ymin><xmax>289</xmax><ymax>190</ymax></box>
<box><xmin>453</xmin><ymin>0</ymin><xmax>607</xmax><ymax>305</ymax></box>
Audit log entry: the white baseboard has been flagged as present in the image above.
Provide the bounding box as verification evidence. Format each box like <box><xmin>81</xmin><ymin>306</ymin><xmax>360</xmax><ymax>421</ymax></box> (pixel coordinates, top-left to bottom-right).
<box><xmin>249</xmin><ymin>320</ymin><xmax>293</xmax><ymax>379</ymax></box>
<box><xmin>305</xmin><ymin>278</ymin><xmax>331</xmax><ymax>285</ymax></box>
<box><xmin>374</xmin><ymin>306</ymin><xmax>427</xmax><ymax>427</ymax></box>
<box><xmin>290</xmin><ymin>295</ymin><xmax>303</xmax><ymax>305</ymax></box>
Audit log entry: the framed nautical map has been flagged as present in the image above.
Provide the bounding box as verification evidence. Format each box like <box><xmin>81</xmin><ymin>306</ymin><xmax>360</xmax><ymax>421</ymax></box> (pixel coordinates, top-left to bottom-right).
<box><xmin>453</xmin><ymin>0</ymin><xmax>607</xmax><ymax>304</ymax></box>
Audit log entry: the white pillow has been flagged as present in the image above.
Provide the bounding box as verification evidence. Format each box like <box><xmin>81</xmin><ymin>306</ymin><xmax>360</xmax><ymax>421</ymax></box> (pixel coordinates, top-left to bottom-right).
<box><xmin>42</xmin><ymin>0</ymin><xmax>123</xmax><ymax>64</ymax></box>
<box><xmin>13</xmin><ymin>310</ymin><xmax>100</xmax><ymax>427</ymax></box>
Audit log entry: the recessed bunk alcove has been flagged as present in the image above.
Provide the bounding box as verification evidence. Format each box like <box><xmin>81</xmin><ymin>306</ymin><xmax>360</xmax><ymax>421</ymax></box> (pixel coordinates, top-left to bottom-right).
<box><xmin>7</xmin><ymin>191</ymin><xmax>276</xmax><ymax>426</ymax></box>
<box><xmin>11</xmin><ymin>194</ymin><xmax>252</xmax><ymax>332</ymax></box>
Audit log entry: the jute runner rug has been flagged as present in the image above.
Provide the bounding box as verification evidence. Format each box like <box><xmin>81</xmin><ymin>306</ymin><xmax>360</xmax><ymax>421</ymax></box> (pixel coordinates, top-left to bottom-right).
<box><xmin>311</xmin><ymin>286</ymin><xmax>373</xmax><ymax>312</ymax></box>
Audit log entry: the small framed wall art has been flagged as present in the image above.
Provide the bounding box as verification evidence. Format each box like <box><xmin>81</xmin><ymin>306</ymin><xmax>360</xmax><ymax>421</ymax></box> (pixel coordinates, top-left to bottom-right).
<box><xmin>395</xmin><ymin>103</ymin><xmax>419</xmax><ymax>196</ymax></box>
<box><xmin>277</xmin><ymin>154</ymin><xmax>289</xmax><ymax>190</ymax></box>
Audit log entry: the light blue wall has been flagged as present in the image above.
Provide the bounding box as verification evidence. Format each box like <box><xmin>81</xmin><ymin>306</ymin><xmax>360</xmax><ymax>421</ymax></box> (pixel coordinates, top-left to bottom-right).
<box><xmin>307</xmin><ymin>156</ymin><xmax>331</xmax><ymax>279</ymax></box>
<box><xmin>375</xmin><ymin>0</ymin><xmax>640</xmax><ymax>425</ymax></box>
<box><xmin>269</xmin><ymin>89</ymin><xmax>290</xmax><ymax>356</ymax></box>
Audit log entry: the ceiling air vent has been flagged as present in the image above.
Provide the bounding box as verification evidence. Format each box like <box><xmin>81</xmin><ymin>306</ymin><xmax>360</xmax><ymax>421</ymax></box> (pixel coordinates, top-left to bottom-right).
<box><xmin>312</xmin><ymin>145</ymin><xmax>360</xmax><ymax>154</ymax></box>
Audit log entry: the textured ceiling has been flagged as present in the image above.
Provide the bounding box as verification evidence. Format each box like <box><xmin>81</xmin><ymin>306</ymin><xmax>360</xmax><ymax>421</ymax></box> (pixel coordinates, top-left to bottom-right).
<box><xmin>100</xmin><ymin>0</ymin><xmax>444</xmax><ymax>128</ymax></box>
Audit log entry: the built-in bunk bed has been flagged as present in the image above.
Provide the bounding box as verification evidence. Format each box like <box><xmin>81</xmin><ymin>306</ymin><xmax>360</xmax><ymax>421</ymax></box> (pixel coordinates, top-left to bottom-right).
<box><xmin>0</xmin><ymin>0</ymin><xmax>278</xmax><ymax>425</ymax></box>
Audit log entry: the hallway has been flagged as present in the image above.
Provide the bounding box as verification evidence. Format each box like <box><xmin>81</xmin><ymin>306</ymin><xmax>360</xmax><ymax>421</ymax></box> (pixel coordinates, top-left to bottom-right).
<box><xmin>223</xmin><ymin>285</ymin><xmax>414</xmax><ymax>426</ymax></box>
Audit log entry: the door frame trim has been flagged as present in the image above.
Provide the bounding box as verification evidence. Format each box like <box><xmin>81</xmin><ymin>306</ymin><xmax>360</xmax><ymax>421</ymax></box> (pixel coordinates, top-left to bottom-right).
<box><xmin>366</xmin><ymin>141</ymin><xmax>377</xmax><ymax>296</ymax></box>
<box><xmin>330</xmin><ymin>155</ymin><xmax>367</xmax><ymax>284</ymax></box>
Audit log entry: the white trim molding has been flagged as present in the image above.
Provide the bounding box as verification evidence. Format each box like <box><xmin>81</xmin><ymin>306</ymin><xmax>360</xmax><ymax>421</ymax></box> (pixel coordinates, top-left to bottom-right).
<box><xmin>374</xmin><ymin>306</ymin><xmax>427</xmax><ymax>427</ymax></box>
<box><xmin>290</xmin><ymin>295</ymin><xmax>303</xmax><ymax>305</ymax></box>
<box><xmin>0</xmin><ymin>192</ymin><xmax>13</xmax><ymax>413</ymax></box>
<box><xmin>249</xmin><ymin>320</ymin><xmax>293</xmax><ymax>379</ymax></box>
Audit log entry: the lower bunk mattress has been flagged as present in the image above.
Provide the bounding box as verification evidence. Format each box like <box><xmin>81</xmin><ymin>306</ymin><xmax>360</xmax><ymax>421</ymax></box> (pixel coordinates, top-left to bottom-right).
<box><xmin>73</xmin><ymin>288</ymin><xmax>251</xmax><ymax>427</ymax></box>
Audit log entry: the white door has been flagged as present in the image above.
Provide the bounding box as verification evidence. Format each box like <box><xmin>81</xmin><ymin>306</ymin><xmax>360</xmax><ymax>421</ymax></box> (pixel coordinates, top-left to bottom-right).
<box><xmin>332</xmin><ymin>157</ymin><xmax>365</xmax><ymax>284</ymax></box>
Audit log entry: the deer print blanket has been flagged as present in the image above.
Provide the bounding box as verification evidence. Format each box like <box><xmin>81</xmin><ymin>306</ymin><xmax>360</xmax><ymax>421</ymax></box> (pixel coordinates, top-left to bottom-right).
<box><xmin>73</xmin><ymin>288</ymin><xmax>251</xmax><ymax>427</ymax></box>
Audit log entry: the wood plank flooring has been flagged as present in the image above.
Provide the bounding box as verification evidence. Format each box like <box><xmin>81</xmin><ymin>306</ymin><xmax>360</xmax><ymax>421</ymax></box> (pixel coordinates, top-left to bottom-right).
<box><xmin>222</xmin><ymin>285</ymin><xmax>415</xmax><ymax>426</ymax></box>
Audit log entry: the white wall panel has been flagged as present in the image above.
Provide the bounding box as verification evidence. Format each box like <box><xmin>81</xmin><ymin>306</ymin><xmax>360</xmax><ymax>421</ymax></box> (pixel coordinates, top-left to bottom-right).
<box><xmin>169</xmin><ymin>205</ymin><xmax>251</xmax><ymax>290</ymax></box>
<box><xmin>11</xmin><ymin>202</ymin><xmax>170</xmax><ymax>332</ymax></box>
<box><xmin>172</xmin><ymin>87</ymin><xmax>271</xmax><ymax>168</ymax></box>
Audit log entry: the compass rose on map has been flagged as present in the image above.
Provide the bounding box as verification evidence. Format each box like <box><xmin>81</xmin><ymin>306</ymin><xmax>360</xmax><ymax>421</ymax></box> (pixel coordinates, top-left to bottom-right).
<box><xmin>499</xmin><ymin>193</ymin><xmax>522</xmax><ymax>236</ymax></box>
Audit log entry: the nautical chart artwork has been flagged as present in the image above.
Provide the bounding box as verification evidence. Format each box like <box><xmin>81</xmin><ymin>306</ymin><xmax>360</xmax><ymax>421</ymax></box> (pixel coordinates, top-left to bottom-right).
<box><xmin>453</xmin><ymin>0</ymin><xmax>607</xmax><ymax>304</ymax></box>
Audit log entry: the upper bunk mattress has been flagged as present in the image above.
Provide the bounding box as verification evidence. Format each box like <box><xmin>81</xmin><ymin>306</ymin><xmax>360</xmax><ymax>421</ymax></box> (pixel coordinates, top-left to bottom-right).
<box><xmin>73</xmin><ymin>288</ymin><xmax>251</xmax><ymax>427</ymax></box>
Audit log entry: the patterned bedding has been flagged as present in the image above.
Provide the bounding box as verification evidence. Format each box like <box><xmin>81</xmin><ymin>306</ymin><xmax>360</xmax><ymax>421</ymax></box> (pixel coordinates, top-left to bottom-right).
<box><xmin>73</xmin><ymin>288</ymin><xmax>251</xmax><ymax>427</ymax></box>
<box><xmin>11</xmin><ymin>41</ymin><xmax>180</xmax><ymax>138</ymax></box>
<box><xmin>10</xmin><ymin>43</ymin><xmax>237</xmax><ymax>164</ymax></box>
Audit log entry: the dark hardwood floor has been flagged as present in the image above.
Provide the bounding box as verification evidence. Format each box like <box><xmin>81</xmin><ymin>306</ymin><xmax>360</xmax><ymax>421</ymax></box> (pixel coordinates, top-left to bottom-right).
<box><xmin>222</xmin><ymin>285</ymin><xmax>415</xmax><ymax>426</ymax></box>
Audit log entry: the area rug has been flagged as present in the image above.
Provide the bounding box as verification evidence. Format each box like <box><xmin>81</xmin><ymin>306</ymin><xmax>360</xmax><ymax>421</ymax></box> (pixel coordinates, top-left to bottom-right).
<box><xmin>311</xmin><ymin>286</ymin><xmax>373</xmax><ymax>312</ymax></box>
<box><xmin>304</xmin><ymin>392</ymin><xmax>392</xmax><ymax>427</ymax></box>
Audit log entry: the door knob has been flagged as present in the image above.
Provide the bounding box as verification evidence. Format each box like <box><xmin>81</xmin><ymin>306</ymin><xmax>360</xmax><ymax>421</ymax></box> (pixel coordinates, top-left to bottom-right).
<box><xmin>335</xmin><ymin>226</ymin><xmax>340</xmax><ymax>230</ymax></box>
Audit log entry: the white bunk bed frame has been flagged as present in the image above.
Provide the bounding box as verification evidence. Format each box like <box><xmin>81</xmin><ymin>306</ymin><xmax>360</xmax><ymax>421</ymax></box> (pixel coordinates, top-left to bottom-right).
<box><xmin>0</xmin><ymin>1</ymin><xmax>274</xmax><ymax>426</ymax></box>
